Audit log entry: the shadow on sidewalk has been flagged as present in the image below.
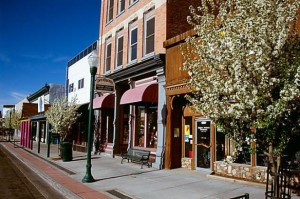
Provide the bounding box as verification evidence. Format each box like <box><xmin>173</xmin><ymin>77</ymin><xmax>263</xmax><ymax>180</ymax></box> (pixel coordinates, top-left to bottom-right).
<box><xmin>94</xmin><ymin>169</ymin><xmax>159</xmax><ymax>182</ymax></box>
<box><xmin>72</xmin><ymin>156</ymin><xmax>101</xmax><ymax>162</ymax></box>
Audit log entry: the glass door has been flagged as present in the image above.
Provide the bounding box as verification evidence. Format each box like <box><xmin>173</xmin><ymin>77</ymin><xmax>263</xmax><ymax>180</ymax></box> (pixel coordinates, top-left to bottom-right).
<box><xmin>195</xmin><ymin>119</ymin><xmax>211</xmax><ymax>169</ymax></box>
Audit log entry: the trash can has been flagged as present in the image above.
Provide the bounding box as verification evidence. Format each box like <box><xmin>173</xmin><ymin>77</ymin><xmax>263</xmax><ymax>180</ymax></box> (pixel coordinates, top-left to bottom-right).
<box><xmin>60</xmin><ymin>141</ymin><xmax>73</xmax><ymax>162</ymax></box>
<box><xmin>53</xmin><ymin>137</ymin><xmax>58</xmax><ymax>144</ymax></box>
<box><xmin>52</xmin><ymin>133</ymin><xmax>59</xmax><ymax>145</ymax></box>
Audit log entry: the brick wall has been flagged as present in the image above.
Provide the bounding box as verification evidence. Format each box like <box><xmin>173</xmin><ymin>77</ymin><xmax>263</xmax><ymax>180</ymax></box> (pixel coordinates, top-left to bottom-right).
<box><xmin>166</xmin><ymin>0</ymin><xmax>200</xmax><ymax>40</ymax></box>
<box><xmin>99</xmin><ymin>0</ymin><xmax>167</xmax><ymax>76</ymax></box>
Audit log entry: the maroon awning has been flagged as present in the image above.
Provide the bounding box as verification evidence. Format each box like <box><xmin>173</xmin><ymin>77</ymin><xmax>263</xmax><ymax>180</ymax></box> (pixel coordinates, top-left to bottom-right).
<box><xmin>93</xmin><ymin>94</ymin><xmax>115</xmax><ymax>109</ymax></box>
<box><xmin>120</xmin><ymin>83</ymin><xmax>158</xmax><ymax>105</ymax></box>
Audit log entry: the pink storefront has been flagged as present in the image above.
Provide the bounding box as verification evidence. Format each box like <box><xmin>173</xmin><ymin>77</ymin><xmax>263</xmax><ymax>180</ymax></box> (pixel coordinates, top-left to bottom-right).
<box><xmin>20</xmin><ymin>120</ymin><xmax>31</xmax><ymax>149</ymax></box>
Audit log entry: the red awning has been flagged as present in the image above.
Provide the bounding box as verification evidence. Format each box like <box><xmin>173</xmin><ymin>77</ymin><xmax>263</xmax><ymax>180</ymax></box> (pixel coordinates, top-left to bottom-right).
<box><xmin>120</xmin><ymin>83</ymin><xmax>158</xmax><ymax>105</ymax></box>
<box><xmin>93</xmin><ymin>94</ymin><xmax>115</xmax><ymax>109</ymax></box>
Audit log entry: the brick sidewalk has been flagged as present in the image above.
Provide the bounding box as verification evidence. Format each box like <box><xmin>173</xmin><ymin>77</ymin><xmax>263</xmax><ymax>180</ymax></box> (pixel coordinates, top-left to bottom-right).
<box><xmin>1</xmin><ymin>142</ymin><xmax>111</xmax><ymax>199</ymax></box>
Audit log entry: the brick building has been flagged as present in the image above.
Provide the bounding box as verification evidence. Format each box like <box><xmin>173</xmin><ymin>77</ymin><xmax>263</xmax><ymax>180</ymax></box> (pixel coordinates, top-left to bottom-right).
<box><xmin>163</xmin><ymin>3</ymin><xmax>300</xmax><ymax>185</ymax></box>
<box><xmin>93</xmin><ymin>0</ymin><xmax>199</xmax><ymax>169</ymax></box>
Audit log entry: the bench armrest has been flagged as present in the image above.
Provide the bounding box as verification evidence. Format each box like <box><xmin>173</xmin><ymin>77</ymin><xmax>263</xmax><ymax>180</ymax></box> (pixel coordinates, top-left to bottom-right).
<box><xmin>141</xmin><ymin>154</ymin><xmax>150</xmax><ymax>160</ymax></box>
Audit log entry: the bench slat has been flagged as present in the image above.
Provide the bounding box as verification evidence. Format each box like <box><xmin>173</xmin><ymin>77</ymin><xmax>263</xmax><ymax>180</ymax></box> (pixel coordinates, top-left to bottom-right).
<box><xmin>121</xmin><ymin>148</ymin><xmax>151</xmax><ymax>168</ymax></box>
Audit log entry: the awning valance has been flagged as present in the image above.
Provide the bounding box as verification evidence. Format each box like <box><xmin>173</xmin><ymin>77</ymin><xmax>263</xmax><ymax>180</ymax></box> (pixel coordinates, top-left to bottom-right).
<box><xmin>120</xmin><ymin>83</ymin><xmax>158</xmax><ymax>105</ymax></box>
<box><xmin>29</xmin><ymin>114</ymin><xmax>46</xmax><ymax>121</ymax></box>
<box><xmin>93</xmin><ymin>94</ymin><xmax>115</xmax><ymax>109</ymax></box>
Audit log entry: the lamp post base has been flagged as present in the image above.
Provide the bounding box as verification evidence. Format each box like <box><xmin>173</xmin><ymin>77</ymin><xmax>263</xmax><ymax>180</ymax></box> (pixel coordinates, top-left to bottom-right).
<box><xmin>82</xmin><ymin>164</ymin><xmax>95</xmax><ymax>183</ymax></box>
<box><xmin>82</xmin><ymin>173</ymin><xmax>95</xmax><ymax>183</ymax></box>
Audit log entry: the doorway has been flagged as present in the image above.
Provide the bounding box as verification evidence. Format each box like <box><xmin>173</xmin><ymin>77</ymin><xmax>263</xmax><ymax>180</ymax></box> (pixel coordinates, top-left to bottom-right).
<box><xmin>195</xmin><ymin>119</ymin><xmax>211</xmax><ymax>170</ymax></box>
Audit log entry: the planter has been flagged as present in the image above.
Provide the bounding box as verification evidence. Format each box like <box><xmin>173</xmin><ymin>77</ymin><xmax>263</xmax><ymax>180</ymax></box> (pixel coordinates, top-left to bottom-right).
<box><xmin>60</xmin><ymin>141</ymin><xmax>73</xmax><ymax>162</ymax></box>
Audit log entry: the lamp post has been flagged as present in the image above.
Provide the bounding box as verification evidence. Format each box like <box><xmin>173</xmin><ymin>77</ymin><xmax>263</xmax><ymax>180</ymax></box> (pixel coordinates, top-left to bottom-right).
<box><xmin>82</xmin><ymin>50</ymin><xmax>98</xmax><ymax>183</ymax></box>
<box><xmin>9</xmin><ymin>111</ymin><xmax>12</xmax><ymax>141</ymax></box>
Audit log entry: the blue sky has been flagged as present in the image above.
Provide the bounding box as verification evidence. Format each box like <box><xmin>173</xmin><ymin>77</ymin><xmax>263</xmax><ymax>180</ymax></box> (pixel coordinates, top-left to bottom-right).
<box><xmin>0</xmin><ymin>0</ymin><xmax>100</xmax><ymax>113</ymax></box>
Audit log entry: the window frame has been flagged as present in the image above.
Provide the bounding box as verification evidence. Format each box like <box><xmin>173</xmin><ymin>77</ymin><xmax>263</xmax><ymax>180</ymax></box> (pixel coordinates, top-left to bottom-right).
<box><xmin>143</xmin><ymin>9</ymin><xmax>155</xmax><ymax>57</ymax></box>
<box><xmin>117</xmin><ymin>0</ymin><xmax>125</xmax><ymax>15</ymax></box>
<box><xmin>129</xmin><ymin>0</ymin><xmax>138</xmax><ymax>7</ymax></box>
<box><xmin>78</xmin><ymin>78</ymin><xmax>84</xmax><ymax>89</ymax></box>
<box><xmin>104</xmin><ymin>37</ymin><xmax>112</xmax><ymax>73</ymax></box>
<box><xmin>134</xmin><ymin>104</ymin><xmax>158</xmax><ymax>149</ymax></box>
<box><xmin>69</xmin><ymin>83</ymin><xmax>74</xmax><ymax>93</ymax></box>
<box><xmin>106</xmin><ymin>0</ymin><xmax>114</xmax><ymax>24</ymax></box>
<box><xmin>115</xmin><ymin>30</ymin><xmax>124</xmax><ymax>69</ymax></box>
<box><xmin>128</xmin><ymin>21</ymin><xmax>138</xmax><ymax>63</ymax></box>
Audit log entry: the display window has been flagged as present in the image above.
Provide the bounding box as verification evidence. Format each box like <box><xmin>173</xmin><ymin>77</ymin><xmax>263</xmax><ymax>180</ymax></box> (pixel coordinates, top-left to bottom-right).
<box><xmin>134</xmin><ymin>105</ymin><xmax>157</xmax><ymax>148</ymax></box>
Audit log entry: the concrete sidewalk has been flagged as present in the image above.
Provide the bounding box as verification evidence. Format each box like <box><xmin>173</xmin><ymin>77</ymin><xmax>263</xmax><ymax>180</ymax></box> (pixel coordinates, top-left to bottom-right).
<box><xmin>1</xmin><ymin>140</ymin><xmax>288</xmax><ymax>199</ymax></box>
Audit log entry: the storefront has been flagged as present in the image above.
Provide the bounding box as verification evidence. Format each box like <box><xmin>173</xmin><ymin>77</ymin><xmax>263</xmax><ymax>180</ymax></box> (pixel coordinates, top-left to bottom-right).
<box><xmin>29</xmin><ymin>115</ymin><xmax>47</xmax><ymax>143</ymax></box>
<box><xmin>164</xmin><ymin>30</ymin><xmax>271</xmax><ymax>183</ymax></box>
<box><xmin>162</xmin><ymin>30</ymin><xmax>227</xmax><ymax>169</ymax></box>
<box><xmin>181</xmin><ymin>108</ymin><xmax>226</xmax><ymax>171</ymax></box>
<box><xmin>72</xmin><ymin>103</ymin><xmax>89</xmax><ymax>152</ymax></box>
<box><xmin>93</xmin><ymin>94</ymin><xmax>115</xmax><ymax>154</ymax></box>
<box><xmin>120</xmin><ymin>80</ymin><xmax>158</xmax><ymax>157</ymax></box>
<box><xmin>105</xmin><ymin>55</ymin><xmax>166</xmax><ymax>169</ymax></box>
<box><xmin>20</xmin><ymin>119</ymin><xmax>31</xmax><ymax>149</ymax></box>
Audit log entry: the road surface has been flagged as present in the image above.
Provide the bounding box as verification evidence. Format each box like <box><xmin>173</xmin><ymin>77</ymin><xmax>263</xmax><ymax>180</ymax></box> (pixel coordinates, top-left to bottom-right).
<box><xmin>0</xmin><ymin>142</ymin><xmax>67</xmax><ymax>199</ymax></box>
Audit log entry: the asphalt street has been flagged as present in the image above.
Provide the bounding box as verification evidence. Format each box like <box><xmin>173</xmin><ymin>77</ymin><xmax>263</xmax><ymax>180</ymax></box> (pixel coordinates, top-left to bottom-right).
<box><xmin>0</xmin><ymin>142</ymin><xmax>67</xmax><ymax>199</ymax></box>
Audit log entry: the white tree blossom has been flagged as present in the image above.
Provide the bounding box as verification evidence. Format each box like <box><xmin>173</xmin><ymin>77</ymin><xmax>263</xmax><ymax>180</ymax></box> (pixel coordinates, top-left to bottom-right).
<box><xmin>4</xmin><ymin>110</ymin><xmax>21</xmax><ymax>130</ymax></box>
<box><xmin>45</xmin><ymin>96</ymin><xmax>80</xmax><ymax>141</ymax></box>
<box><xmin>182</xmin><ymin>0</ymin><xmax>300</xmax><ymax>166</ymax></box>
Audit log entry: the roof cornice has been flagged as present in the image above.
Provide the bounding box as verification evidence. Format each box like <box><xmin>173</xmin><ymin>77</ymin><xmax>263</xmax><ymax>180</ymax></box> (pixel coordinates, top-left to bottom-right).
<box><xmin>27</xmin><ymin>84</ymin><xmax>50</xmax><ymax>102</ymax></box>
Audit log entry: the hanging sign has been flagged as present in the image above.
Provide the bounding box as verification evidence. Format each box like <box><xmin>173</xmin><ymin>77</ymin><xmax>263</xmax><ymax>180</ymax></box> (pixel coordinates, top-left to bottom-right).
<box><xmin>95</xmin><ymin>76</ymin><xmax>115</xmax><ymax>94</ymax></box>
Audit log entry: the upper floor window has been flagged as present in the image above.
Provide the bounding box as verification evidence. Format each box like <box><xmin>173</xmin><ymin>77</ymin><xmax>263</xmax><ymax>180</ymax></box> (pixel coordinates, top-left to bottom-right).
<box><xmin>106</xmin><ymin>0</ymin><xmax>114</xmax><ymax>23</ymax></box>
<box><xmin>115</xmin><ymin>30</ymin><xmax>124</xmax><ymax>68</ymax></box>
<box><xmin>130</xmin><ymin>0</ymin><xmax>138</xmax><ymax>6</ymax></box>
<box><xmin>144</xmin><ymin>9</ymin><xmax>155</xmax><ymax>56</ymax></box>
<box><xmin>78</xmin><ymin>78</ymin><xmax>84</xmax><ymax>89</ymax></box>
<box><xmin>69</xmin><ymin>83</ymin><xmax>74</xmax><ymax>93</ymax></box>
<box><xmin>105</xmin><ymin>38</ymin><xmax>112</xmax><ymax>73</ymax></box>
<box><xmin>118</xmin><ymin>0</ymin><xmax>125</xmax><ymax>14</ymax></box>
<box><xmin>129</xmin><ymin>21</ymin><xmax>138</xmax><ymax>62</ymax></box>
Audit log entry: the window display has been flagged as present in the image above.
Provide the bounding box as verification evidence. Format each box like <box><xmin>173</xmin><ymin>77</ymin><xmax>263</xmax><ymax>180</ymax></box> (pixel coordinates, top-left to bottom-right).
<box><xmin>134</xmin><ymin>105</ymin><xmax>157</xmax><ymax>148</ymax></box>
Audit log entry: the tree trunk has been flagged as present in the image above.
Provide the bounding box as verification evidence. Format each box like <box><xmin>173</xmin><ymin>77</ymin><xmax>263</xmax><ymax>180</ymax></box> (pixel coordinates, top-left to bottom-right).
<box><xmin>267</xmin><ymin>143</ymin><xmax>288</xmax><ymax>198</ymax></box>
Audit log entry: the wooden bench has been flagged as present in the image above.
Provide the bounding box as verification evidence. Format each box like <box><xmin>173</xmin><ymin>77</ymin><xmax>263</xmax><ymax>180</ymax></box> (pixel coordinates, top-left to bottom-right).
<box><xmin>230</xmin><ymin>193</ymin><xmax>249</xmax><ymax>199</ymax></box>
<box><xmin>121</xmin><ymin>148</ymin><xmax>151</xmax><ymax>169</ymax></box>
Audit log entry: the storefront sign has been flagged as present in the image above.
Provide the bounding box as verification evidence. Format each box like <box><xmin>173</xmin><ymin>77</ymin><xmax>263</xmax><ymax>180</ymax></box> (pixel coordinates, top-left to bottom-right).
<box><xmin>95</xmin><ymin>76</ymin><xmax>115</xmax><ymax>94</ymax></box>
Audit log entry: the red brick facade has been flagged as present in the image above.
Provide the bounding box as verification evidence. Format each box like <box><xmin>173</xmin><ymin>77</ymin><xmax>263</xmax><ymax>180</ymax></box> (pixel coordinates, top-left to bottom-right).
<box><xmin>98</xmin><ymin>0</ymin><xmax>167</xmax><ymax>75</ymax></box>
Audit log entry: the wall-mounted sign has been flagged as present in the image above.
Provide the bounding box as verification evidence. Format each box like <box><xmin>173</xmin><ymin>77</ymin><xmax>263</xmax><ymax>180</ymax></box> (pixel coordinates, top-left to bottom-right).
<box><xmin>95</xmin><ymin>76</ymin><xmax>115</xmax><ymax>94</ymax></box>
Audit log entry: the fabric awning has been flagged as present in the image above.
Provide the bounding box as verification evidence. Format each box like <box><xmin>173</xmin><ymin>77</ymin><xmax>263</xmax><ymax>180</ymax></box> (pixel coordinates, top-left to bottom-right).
<box><xmin>93</xmin><ymin>94</ymin><xmax>115</xmax><ymax>109</ymax></box>
<box><xmin>120</xmin><ymin>83</ymin><xmax>158</xmax><ymax>105</ymax></box>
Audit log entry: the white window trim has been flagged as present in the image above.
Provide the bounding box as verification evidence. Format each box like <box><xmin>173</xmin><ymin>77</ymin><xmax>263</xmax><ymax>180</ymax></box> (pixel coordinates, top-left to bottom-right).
<box><xmin>129</xmin><ymin>0</ymin><xmax>138</xmax><ymax>7</ymax></box>
<box><xmin>117</xmin><ymin>0</ymin><xmax>125</xmax><ymax>15</ymax></box>
<box><xmin>106</xmin><ymin>0</ymin><xmax>114</xmax><ymax>24</ymax></box>
<box><xmin>128</xmin><ymin>21</ymin><xmax>138</xmax><ymax>63</ymax></box>
<box><xmin>104</xmin><ymin>38</ymin><xmax>112</xmax><ymax>73</ymax></box>
<box><xmin>115</xmin><ymin>30</ymin><xmax>124</xmax><ymax>69</ymax></box>
<box><xmin>143</xmin><ymin>9</ymin><xmax>155</xmax><ymax>57</ymax></box>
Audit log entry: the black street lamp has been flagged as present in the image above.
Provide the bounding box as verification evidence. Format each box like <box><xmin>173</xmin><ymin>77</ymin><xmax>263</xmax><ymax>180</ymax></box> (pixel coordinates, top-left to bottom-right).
<box><xmin>82</xmin><ymin>50</ymin><xmax>98</xmax><ymax>183</ymax></box>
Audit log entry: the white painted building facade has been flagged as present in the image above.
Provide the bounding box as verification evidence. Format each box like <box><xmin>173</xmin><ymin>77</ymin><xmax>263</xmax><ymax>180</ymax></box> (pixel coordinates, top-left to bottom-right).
<box><xmin>67</xmin><ymin>41</ymin><xmax>98</xmax><ymax>105</ymax></box>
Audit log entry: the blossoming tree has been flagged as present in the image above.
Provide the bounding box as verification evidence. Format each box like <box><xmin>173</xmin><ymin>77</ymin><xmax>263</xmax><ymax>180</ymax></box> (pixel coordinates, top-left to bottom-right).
<box><xmin>45</xmin><ymin>96</ymin><xmax>80</xmax><ymax>141</ymax></box>
<box><xmin>182</xmin><ymin>0</ymin><xmax>300</xmax><ymax>172</ymax></box>
<box><xmin>4</xmin><ymin>110</ymin><xmax>21</xmax><ymax>130</ymax></box>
